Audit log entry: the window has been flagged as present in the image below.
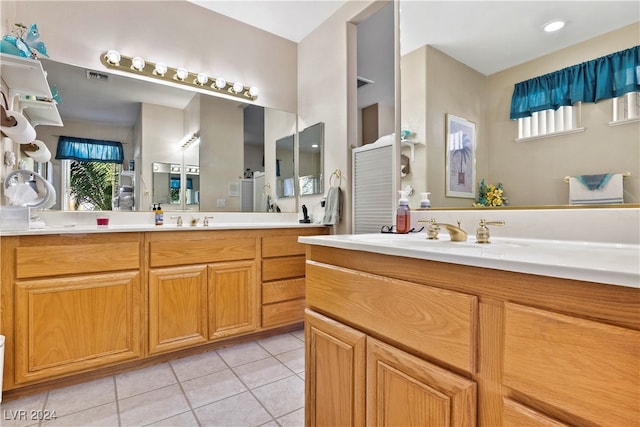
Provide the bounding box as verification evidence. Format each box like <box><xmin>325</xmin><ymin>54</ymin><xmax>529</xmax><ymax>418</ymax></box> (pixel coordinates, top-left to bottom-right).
<box><xmin>55</xmin><ymin>136</ymin><xmax>124</xmax><ymax>211</ymax></box>
<box><xmin>516</xmin><ymin>104</ymin><xmax>582</xmax><ymax>141</ymax></box>
<box><xmin>611</xmin><ymin>91</ymin><xmax>640</xmax><ymax>124</ymax></box>
<box><xmin>61</xmin><ymin>160</ymin><xmax>120</xmax><ymax>210</ymax></box>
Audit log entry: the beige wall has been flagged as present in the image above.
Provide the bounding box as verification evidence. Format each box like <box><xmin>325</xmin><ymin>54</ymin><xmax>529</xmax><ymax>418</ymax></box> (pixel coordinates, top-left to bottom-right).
<box><xmin>401</xmin><ymin>45</ymin><xmax>487</xmax><ymax>209</ymax></box>
<box><xmin>298</xmin><ymin>0</ymin><xmax>381</xmax><ymax>232</ymax></box>
<box><xmin>2</xmin><ymin>1</ymin><xmax>297</xmax><ymax>112</ymax></box>
<box><xmin>487</xmin><ymin>23</ymin><xmax>640</xmax><ymax>206</ymax></box>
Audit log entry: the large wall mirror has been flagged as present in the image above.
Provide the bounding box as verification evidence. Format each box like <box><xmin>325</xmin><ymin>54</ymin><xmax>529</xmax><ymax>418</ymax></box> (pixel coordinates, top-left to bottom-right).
<box><xmin>298</xmin><ymin>122</ymin><xmax>324</xmax><ymax>196</ymax></box>
<box><xmin>399</xmin><ymin>1</ymin><xmax>639</xmax><ymax>208</ymax></box>
<box><xmin>34</xmin><ymin>58</ymin><xmax>297</xmax><ymax>213</ymax></box>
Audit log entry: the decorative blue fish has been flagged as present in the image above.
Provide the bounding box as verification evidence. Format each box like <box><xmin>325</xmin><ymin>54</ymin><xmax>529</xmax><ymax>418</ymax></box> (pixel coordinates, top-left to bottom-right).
<box><xmin>50</xmin><ymin>84</ymin><xmax>62</xmax><ymax>104</ymax></box>
<box><xmin>0</xmin><ymin>23</ymin><xmax>48</xmax><ymax>58</ymax></box>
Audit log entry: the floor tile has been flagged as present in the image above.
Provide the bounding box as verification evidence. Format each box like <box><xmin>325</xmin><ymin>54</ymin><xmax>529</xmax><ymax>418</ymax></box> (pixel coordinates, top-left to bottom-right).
<box><xmin>181</xmin><ymin>368</ymin><xmax>247</xmax><ymax>409</ymax></box>
<box><xmin>291</xmin><ymin>329</ymin><xmax>305</xmax><ymax>342</ymax></box>
<box><xmin>118</xmin><ymin>384</ymin><xmax>190</xmax><ymax>426</ymax></box>
<box><xmin>0</xmin><ymin>392</ymin><xmax>46</xmax><ymax>427</ymax></box>
<box><xmin>144</xmin><ymin>410</ymin><xmax>199</xmax><ymax>427</ymax></box>
<box><xmin>170</xmin><ymin>350</ymin><xmax>227</xmax><ymax>382</ymax></box>
<box><xmin>258</xmin><ymin>333</ymin><xmax>304</xmax><ymax>355</ymax></box>
<box><xmin>232</xmin><ymin>357</ymin><xmax>293</xmax><ymax>389</ymax></box>
<box><xmin>252</xmin><ymin>375</ymin><xmax>305</xmax><ymax>419</ymax></box>
<box><xmin>116</xmin><ymin>362</ymin><xmax>177</xmax><ymax>399</ymax></box>
<box><xmin>45</xmin><ymin>376</ymin><xmax>115</xmax><ymax>417</ymax></box>
<box><xmin>41</xmin><ymin>402</ymin><xmax>118</xmax><ymax>427</ymax></box>
<box><xmin>275</xmin><ymin>347</ymin><xmax>305</xmax><ymax>373</ymax></box>
<box><xmin>194</xmin><ymin>391</ymin><xmax>272</xmax><ymax>427</ymax></box>
<box><xmin>277</xmin><ymin>407</ymin><xmax>305</xmax><ymax>427</ymax></box>
<box><xmin>217</xmin><ymin>341</ymin><xmax>271</xmax><ymax>367</ymax></box>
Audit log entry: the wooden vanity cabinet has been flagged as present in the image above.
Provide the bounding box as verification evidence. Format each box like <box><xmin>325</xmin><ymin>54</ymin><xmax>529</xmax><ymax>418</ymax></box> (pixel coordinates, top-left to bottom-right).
<box><xmin>2</xmin><ymin>233</ymin><xmax>143</xmax><ymax>387</ymax></box>
<box><xmin>303</xmin><ymin>245</ymin><xmax>640</xmax><ymax>427</ymax></box>
<box><xmin>261</xmin><ymin>228</ymin><xmax>329</xmax><ymax>328</ymax></box>
<box><xmin>147</xmin><ymin>231</ymin><xmax>259</xmax><ymax>354</ymax></box>
<box><xmin>304</xmin><ymin>260</ymin><xmax>478</xmax><ymax>427</ymax></box>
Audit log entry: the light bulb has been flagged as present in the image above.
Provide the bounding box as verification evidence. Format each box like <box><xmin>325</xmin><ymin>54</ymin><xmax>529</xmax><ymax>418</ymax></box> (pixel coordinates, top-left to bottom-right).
<box><xmin>175</xmin><ymin>67</ymin><xmax>189</xmax><ymax>81</ymax></box>
<box><xmin>232</xmin><ymin>82</ymin><xmax>244</xmax><ymax>93</ymax></box>
<box><xmin>543</xmin><ymin>20</ymin><xmax>565</xmax><ymax>32</ymax></box>
<box><xmin>131</xmin><ymin>56</ymin><xmax>145</xmax><ymax>71</ymax></box>
<box><xmin>214</xmin><ymin>77</ymin><xmax>226</xmax><ymax>89</ymax></box>
<box><xmin>196</xmin><ymin>73</ymin><xmax>208</xmax><ymax>85</ymax></box>
<box><xmin>248</xmin><ymin>87</ymin><xmax>259</xmax><ymax>97</ymax></box>
<box><xmin>154</xmin><ymin>62</ymin><xmax>168</xmax><ymax>76</ymax></box>
<box><xmin>105</xmin><ymin>50</ymin><xmax>121</xmax><ymax>65</ymax></box>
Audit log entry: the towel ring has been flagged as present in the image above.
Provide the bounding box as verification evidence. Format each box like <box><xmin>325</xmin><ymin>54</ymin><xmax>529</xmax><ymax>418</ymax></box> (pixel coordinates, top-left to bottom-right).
<box><xmin>564</xmin><ymin>171</ymin><xmax>631</xmax><ymax>183</ymax></box>
<box><xmin>330</xmin><ymin>169</ymin><xmax>342</xmax><ymax>188</ymax></box>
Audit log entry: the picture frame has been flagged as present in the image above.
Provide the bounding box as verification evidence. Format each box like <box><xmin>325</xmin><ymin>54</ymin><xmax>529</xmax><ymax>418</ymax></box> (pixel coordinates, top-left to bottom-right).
<box><xmin>445</xmin><ymin>114</ymin><xmax>476</xmax><ymax>198</ymax></box>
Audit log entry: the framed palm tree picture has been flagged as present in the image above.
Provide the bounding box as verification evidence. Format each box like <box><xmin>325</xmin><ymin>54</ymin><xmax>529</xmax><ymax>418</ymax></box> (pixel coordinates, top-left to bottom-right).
<box><xmin>445</xmin><ymin>114</ymin><xmax>476</xmax><ymax>198</ymax></box>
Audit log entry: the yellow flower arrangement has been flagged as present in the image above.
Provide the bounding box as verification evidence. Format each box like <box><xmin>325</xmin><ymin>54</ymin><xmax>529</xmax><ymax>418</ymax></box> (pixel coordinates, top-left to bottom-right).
<box><xmin>473</xmin><ymin>179</ymin><xmax>508</xmax><ymax>207</ymax></box>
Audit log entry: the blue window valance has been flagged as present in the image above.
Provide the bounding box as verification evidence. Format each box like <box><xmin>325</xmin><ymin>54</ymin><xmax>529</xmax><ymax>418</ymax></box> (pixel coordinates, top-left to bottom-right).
<box><xmin>55</xmin><ymin>136</ymin><xmax>124</xmax><ymax>164</ymax></box>
<box><xmin>510</xmin><ymin>45</ymin><xmax>640</xmax><ymax>119</ymax></box>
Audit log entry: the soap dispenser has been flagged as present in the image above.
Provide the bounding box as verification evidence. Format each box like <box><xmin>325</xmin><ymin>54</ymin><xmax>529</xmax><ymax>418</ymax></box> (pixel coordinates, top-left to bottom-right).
<box><xmin>420</xmin><ymin>192</ymin><xmax>431</xmax><ymax>208</ymax></box>
<box><xmin>396</xmin><ymin>191</ymin><xmax>411</xmax><ymax>234</ymax></box>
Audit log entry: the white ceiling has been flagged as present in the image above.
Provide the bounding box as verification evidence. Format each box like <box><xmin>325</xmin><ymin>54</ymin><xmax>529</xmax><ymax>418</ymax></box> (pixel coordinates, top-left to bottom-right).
<box><xmin>191</xmin><ymin>0</ymin><xmax>639</xmax><ymax>75</ymax></box>
<box><xmin>46</xmin><ymin>1</ymin><xmax>639</xmax><ymax>127</ymax></box>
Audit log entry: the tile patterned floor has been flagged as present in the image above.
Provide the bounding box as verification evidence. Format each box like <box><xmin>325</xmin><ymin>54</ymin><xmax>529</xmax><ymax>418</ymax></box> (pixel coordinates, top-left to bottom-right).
<box><xmin>1</xmin><ymin>330</ymin><xmax>306</xmax><ymax>427</ymax></box>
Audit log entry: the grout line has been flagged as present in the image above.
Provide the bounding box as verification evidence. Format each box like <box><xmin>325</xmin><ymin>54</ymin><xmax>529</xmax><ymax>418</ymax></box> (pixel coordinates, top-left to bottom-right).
<box><xmin>112</xmin><ymin>376</ymin><xmax>122</xmax><ymax>427</ymax></box>
<box><xmin>167</xmin><ymin>359</ymin><xmax>201</xmax><ymax>427</ymax></box>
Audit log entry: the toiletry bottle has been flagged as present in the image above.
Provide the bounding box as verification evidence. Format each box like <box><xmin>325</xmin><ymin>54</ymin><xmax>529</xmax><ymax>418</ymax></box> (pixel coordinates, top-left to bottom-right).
<box><xmin>155</xmin><ymin>203</ymin><xmax>163</xmax><ymax>226</ymax></box>
<box><xmin>420</xmin><ymin>192</ymin><xmax>431</xmax><ymax>208</ymax></box>
<box><xmin>396</xmin><ymin>191</ymin><xmax>411</xmax><ymax>234</ymax></box>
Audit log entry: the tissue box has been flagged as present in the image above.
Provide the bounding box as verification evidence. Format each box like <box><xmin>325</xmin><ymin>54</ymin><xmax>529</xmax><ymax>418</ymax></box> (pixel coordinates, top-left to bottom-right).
<box><xmin>0</xmin><ymin>206</ymin><xmax>30</xmax><ymax>231</ymax></box>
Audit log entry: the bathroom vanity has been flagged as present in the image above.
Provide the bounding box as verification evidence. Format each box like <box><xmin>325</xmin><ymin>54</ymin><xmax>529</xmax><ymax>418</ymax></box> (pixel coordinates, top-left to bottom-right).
<box><xmin>0</xmin><ymin>223</ymin><xmax>328</xmax><ymax>399</ymax></box>
<box><xmin>300</xmin><ymin>233</ymin><xmax>639</xmax><ymax>426</ymax></box>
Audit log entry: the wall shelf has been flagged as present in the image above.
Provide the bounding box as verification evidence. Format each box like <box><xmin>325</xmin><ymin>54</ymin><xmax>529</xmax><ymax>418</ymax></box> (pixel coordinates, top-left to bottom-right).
<box><xmin>401</xmin><ymin>139</ymin><xmax>424</xmax><ymax>161</ymax></box>
<box><xmin>0</xmin><ymin>53</ymin><xmax>53</xmax><ymax>100</ymax></box>
<box><xmin>18</xmin><ymin>98</ymin><xmax>63</xmax><ymax>127</ymax></box>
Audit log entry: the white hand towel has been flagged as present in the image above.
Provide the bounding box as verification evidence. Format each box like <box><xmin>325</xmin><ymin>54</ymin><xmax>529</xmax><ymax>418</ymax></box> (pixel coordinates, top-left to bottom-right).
<box><xmin>322</xmin><ymin>187</ymin><xmax>342</xmax><ymax>225</ymax></box>
<box><xmin>569</xmin><ymin>173</ymin><xmax>624</xmax><ymax>205</ymax></box>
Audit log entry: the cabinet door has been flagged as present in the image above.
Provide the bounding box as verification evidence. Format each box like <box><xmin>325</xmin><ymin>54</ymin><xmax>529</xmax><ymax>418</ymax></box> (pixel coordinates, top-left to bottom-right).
<box><xmin>14</xmin><ymin>272</ymin><xmax>141</xmax><ymax>384</ymax></box>
<box><xmin>208</xmin><ymin>260</ymin><xmax>258</xmax><ymax>340</ymax></box>
<box><xmin>305</xmin><ymin>309</ymin><xmax>366</xmax><ymax>427</ymax></box>
<box><xmin>503</xmin><ymin>399</ymin><xmax>570</xmax><ymax>427</ymax></box>
<box><xmin>366</xmin><ymin>337</ymin><xmax>476</xmax><ymax>427</ymax></box>
<box><xmin>148</xmin><ymin>265</ymin><xmax>208</xmax><ymax>354</ymax></box>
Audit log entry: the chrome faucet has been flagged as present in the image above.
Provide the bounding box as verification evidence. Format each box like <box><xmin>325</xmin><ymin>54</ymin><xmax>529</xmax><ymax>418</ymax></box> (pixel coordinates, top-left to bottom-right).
<box><xmin>203</xmin><ymin>216</ymin><xmax>214</xmax><ymax>227</ymax></box>
<box><xmin>419</xmin><ymin>219</ymin><xmax>468</xmax><ymax>241</ymax></box>
<box><xmin>170</xmin><ymin>215</ymin><xmax>183</xmax><ymax>227</ymax></box>
<box><xmin>476</xmin><ymin>219</ymin><xmax>505</xmax><ymax>243</ymax></box>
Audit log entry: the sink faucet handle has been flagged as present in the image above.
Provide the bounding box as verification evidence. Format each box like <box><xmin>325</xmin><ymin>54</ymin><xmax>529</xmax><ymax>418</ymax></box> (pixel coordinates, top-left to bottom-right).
<box><xmin>170</xmin><ymin>215</ymin><xmax>183</xmax><ymax>227</ymax></box>
<box><xmin>203</xmin><ymin>216</ymin><xmax>214</xmax><ymax>226</ymax></box>
<box><xmin>418</xmin><ymin>218</ymin><xmax>440</xmax><ymax>239</ymax></box>
<box><xmin>476</xmin><ymin>219</ymin><xmax>505</xmax><ymax>244</ymax></box>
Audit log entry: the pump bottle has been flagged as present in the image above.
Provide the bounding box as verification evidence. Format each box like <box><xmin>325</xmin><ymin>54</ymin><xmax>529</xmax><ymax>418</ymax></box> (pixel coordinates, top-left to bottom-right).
<box><xmin>395</xmin><ymin>191</ymin><xmax>411</xmax><ymax>233</ymax></box>
<box><xmin>155</xmin><ymin>203</ymin><xmax>164</xmax><ymax>226</ymax></box>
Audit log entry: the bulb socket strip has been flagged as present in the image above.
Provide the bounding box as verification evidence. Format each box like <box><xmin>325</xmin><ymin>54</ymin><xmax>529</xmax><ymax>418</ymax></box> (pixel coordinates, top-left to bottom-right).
<box><xmin>101</xmin><ymin>51</ymin><xmax>258</xmax><ymax>100</ymax></box>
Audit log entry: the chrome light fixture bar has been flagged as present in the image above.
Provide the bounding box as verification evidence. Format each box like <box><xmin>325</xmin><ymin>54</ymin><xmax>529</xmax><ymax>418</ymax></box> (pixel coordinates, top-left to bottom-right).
<box><xmin>100</xmin><ymin>50</ymin><xmax>258</xmax><ymax>100</ymax></box>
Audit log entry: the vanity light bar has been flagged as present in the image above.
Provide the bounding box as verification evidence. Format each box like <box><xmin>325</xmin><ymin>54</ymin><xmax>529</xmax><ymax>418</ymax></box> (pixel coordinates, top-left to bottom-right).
<box><xmin>100</xmin><ymin>51</ymin><xmax>258</xmax><ymax>101</ymax></box>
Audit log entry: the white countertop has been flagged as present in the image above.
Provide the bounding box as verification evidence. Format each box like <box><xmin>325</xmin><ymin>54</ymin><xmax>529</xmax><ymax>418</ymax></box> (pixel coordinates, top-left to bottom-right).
<box><xmin>1</xmin><ymin>222</ymin><xmax>326</xmax><ymax>236</ymax></box>
<box><xmin>299</xmin><ymin>233</ymin><xmax>640</xmax><ymax>288</ymax></box>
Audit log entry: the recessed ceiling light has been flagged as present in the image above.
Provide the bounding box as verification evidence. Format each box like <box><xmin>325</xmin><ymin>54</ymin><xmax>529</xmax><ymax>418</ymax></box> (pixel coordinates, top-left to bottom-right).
<box><xmin>544</xmin><ymin>20</ymin><xmax>565</xmax><ymax>32</ymax></box>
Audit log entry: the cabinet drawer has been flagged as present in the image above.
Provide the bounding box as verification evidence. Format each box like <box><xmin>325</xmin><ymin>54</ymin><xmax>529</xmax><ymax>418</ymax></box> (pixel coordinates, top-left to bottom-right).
<box><xmin>503</xmin><ymin>303</ymin><xmax>640</xmax><ymax>427</ymax></box>
<box><xmin>306</xmin><ymin>261</ymin><xmax>478</xmax><ymax>373</ymax></box>
<box><xmin>262</xmin><ymin>255</ymin><xmax>305</xmax><ymax>281</ymax></box>
<box><xmin>262</xmin><ymin>278</ymin><xmax>305</xmax><ymax>304</ymax></box>
<box><xmin>149</xmin><ymin>237</ymin><xmax>256</xmax><ymax>267</ymax></box>
<box><xmin>262</xmin><ymin>299</ymin><xmax>306</xmax><ymax>327</ymax></box>
<box><xmin>16</xmin><ymin>242</ymin><xmax>140</xmax><ymax>279</ymax></box>
<box><xmin>263</xmin><ymin>235</ymin><xmax>306</xmax><ymax>257</ymax></box>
